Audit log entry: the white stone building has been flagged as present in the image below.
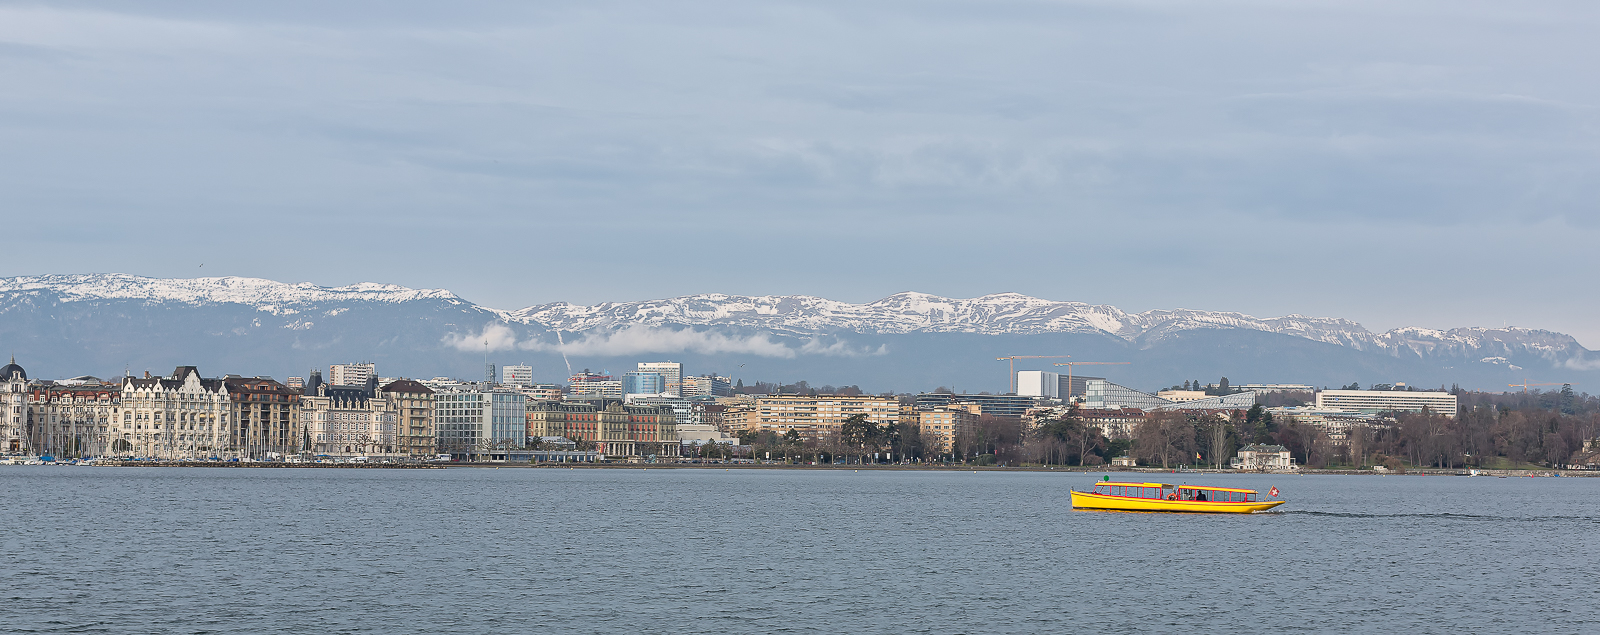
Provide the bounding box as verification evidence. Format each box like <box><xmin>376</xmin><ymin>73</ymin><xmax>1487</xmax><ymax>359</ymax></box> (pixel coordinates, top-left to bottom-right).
<box><xmin>1</xmin><ymin>360</ymin><xmax>27</xmax><ymax>454</ymax></box>
<box><xmin>119</xmin><ymin>367</ymin><xmax>232</xmax><ymax>459</ymax></box>
<box><xmin>1232</xmin><ymin>443</ymin><xmax>1296</xmax><ymax>471</ymax></box>
<box><xmin>302</xmin><ymin>376</ymin><xmax>405</xmax><ymax>458</ymax></box>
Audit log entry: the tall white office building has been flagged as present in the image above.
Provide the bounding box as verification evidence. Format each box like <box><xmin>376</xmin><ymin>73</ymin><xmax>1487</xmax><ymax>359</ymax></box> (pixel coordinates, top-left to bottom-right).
<box><xmin>1016</xmin><ymin>371</ymin><xmax>1060</xmax><ymax>398</ymax></box>
<box><xmin>329</xmin><ymin>362</ymin><xmax>376</xmax><ymax>387</ymax></box>
<box><xmin>637</xmin><ymin>362</ymin><xmax>683</xmax><ymax>397</ymax></box>
<box><xmin>502</xmin><ymin>365</ymin><xmax>533</xmax><ymax>387</ymax></box>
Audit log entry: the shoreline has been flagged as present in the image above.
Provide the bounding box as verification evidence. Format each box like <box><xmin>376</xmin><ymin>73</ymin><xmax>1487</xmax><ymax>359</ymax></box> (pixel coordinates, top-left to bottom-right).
<box><xmin>457</xmin><ymin>463</ymin><xmax>1593</xmax><ymax>477</ymax></box>
<box><xmin>19</xmin><ymin>461</ymin><xmax>1589</xmax><ymax>477</ymax></box>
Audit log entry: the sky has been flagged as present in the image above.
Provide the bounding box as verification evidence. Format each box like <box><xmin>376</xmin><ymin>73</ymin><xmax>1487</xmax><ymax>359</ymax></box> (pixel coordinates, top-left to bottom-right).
<box><xmin>2</xmin><ymin>1</ymin><xmax>1598</xmax><ymax>344</ymax></box>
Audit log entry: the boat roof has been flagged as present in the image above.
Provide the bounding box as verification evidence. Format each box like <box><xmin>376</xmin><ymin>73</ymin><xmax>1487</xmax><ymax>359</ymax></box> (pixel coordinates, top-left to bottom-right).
<box><xmin>1095</xmin><ymin>482</ymin><xmax>1258</xmax><ymax>494</ymax></box>
<box><xmin>1178</xmin><ymin>485</ymin><xmax>1259</xmax><ymax>494</ymax></box>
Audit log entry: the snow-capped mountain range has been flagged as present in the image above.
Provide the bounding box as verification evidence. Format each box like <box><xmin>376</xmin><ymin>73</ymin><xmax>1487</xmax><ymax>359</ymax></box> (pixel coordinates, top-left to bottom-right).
<box><xmin>0</xmin><ymin>273</ymin><xmax>1580</xmax><ymax>354</ymax></box>
<box><xmin>0</xmin><ymin>273</ymin><xmax>1592</xmax><ymax>389</ymax></box>
<box><xmin>0</xmin><ymin>274</ymin><xmax>463</xmax><ymax>310</ymax></box>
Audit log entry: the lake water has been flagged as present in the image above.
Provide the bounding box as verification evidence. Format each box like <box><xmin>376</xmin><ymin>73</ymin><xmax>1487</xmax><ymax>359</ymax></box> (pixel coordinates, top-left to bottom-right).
<box><xmin>1</xmin><ymin>467</ymin><xmax>1597</xmax><ymax>634</ymax></box>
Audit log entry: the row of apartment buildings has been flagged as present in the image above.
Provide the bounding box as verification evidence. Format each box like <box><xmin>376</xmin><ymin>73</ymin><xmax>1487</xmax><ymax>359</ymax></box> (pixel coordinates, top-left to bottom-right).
<box><xmin>1</xmin><ymin>360</ymin><xmax>681</xmax><ymax>462</ymax></box>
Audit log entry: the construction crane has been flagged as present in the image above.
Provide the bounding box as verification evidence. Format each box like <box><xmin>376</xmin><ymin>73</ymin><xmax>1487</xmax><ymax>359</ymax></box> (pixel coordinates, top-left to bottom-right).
<box><xmin>996</xmin><ymin>355</ymin><xmax>1071</xmax><ymax>394</ymax></box>
<box><xmin>1052</xmin><ymin>361</ymin><xmax>1132</xmax><ymax>400</ymax></box>
<box><xmin>1508</xmin><ymin>380</ymin><xmax>1576</xmax><ymax>394</ymax></box>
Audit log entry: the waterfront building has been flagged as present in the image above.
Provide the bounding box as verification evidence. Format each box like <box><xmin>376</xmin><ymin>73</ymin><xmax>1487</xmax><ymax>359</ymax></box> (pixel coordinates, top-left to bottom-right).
<box><xmin>1314</xmin><ymin>390</ymin><xmax>1458</xmax><ymax>417</ymax></box>
<box><xmin>741</xmin><ymin>395</ymin><xmax>901</xmax><ymax>439</ymax></box>
<box><xmin>622</xmin><ymin>372</ymin><xmax>665</xmax><ymax>397</ymax></box>
<box><xmin>380</xmin><ymin>379</ymin><xmax>436</xmax><ymax>456</ymax></box>
<box><xmin>637</xmin><ymin>362</ymin><xmax>683</xmax><ymax>397</ymax></box>
<box><xmin>329</xmin><ymin>362</ymin><xmax>376</xmax><ymax>387</ymax></box>
<box><xmin>435</xmin><ymin>387</ymin><xmax>526</xmax><ymax>460</ymax></box>
<box><xmin>29</xmin><ymin>379</ymin><xmax>121</xmax><ymax>458</ymax></box>
<box><xmin>913</xmin><ymin>393</ymin><xmax>1038</xmax><ymax>418</ymax></box>
<box><xmin>502</xmin><ymin>365</ymin><xmax>533</xmax><ymax>387</ymax></box>
<box><xmin>224</xmin><ymin>375</ymin><xmax>303</xmax><ymax>460</ymax></box>
<box><xmin>525</xmin><ymin>401</ymin><xmax>680</xmax><ymax>459</ymax></box>
<box><xmin>917</xmin><ymin>406</ymin><xmax>977</xmax><ymax>454</ymax></box>
<box><xmin>119</xmin><ymin>367</ymin><xmax>231</xmax><ymax>460</ymax></box>
<box><xmin>681</xmin><ymin>374</ymin><xmax>733</xmax><ymax>398</ymax></box>
<box><xmin>2</xmin><ymin>360</ymin><xmax>28</xmax><ymax>454</ymax></box>
<box><xmin>301</xmin><ymin>372</ymin><xmax>405</xmax><ymax>458</ymax></box>
<box><xmin>1232</xmin><ymin>444</ymin><xmax>1296</xmax><ymax>471</ymax></box>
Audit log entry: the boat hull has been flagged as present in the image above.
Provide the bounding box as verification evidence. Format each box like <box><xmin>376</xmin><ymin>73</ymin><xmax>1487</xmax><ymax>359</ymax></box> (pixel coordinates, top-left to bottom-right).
<box><xmin>1070</xmin><ymin>490</ymin><xmax>1284</xmax><ymax>513</ymax></box>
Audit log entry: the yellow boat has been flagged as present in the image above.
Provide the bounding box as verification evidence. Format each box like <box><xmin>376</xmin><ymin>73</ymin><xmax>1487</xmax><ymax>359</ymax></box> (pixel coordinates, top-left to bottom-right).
<box><xmin>1070</xmin><ymin>481</ymin><xmax>1285</xmax><ymax>513</ymax></box>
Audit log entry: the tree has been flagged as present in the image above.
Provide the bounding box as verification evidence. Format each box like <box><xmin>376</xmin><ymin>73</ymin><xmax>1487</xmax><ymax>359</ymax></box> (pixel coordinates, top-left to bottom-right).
<box><xmin>1244</xmin><ymin>404</ymin><xmax>1276</xmax><ymax>443</ymax></box>
<box><xmin>1206</xmin><ymin>415</ymin><xmax>1230</xmax><ymax>469</ymax></box>
<box><xmin>1217</xmin><ymin>377</ymin><xmax>1230</xmax><ymax>394</ymax></box>
<box><xmin>839</xmin><ymin>414</ymin><xmax>880</xmax><ymax>462</ymax></box>
<box><xmin>1035</xmin><ymin>406</ymin><xmax>1105</xmax><ymax>466</ymax></box>
<box><xmin>782</xmin><ymin>428</ymin><xmax>802</xmax><ymax>444</ymax></box>
<box><xmin>570</xmin><ymin>435</ymin><xmax>596</xmax><ymax>452</ymax></box>
<box><xmin>1133</xmin><ymin>411</ymin><xmax>1196</xmax><ymax>468</ymax></box>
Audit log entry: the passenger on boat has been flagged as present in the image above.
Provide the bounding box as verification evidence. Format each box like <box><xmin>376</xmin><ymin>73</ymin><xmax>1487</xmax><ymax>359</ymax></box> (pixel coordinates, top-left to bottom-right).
<box><xmin>1196</xmin><ymin>491</ymin><xmax>1207</xmax><ymax>501</ymax></box>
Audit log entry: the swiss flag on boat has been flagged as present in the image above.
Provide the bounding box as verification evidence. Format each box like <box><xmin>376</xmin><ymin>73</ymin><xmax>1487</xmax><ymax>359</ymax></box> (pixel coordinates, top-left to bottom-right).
<box><xmin>1268</xmin><ymin>486</ymin><xmax>1280</xmax><ymax>497</ymax></box>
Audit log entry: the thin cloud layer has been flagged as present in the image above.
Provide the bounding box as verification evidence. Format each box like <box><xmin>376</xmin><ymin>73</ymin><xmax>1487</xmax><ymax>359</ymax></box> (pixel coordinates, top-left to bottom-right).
<box><xmin>442</xmin><ymin>323</ymin><xmax>884</xmax><ymax>358</ymax></box>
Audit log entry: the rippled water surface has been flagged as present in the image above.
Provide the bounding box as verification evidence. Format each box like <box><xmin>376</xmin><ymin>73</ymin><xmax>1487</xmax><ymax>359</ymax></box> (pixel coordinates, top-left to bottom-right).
<box><xmin>2</xmin><ymin>467</ymin><xmax>1597</xmax><ymax>634</ymax></box>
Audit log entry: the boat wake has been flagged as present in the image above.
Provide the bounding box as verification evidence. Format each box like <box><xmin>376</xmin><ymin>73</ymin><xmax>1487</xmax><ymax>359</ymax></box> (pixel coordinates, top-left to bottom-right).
<box><xmin>1275</xmin><ymin>510</ymin><xmax>1599</xmax><ymax>522</ymax></box>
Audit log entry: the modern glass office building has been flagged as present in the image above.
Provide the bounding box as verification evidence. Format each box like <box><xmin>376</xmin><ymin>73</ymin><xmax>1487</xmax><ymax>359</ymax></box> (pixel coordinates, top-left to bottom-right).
<box><xmin>637</xmin><ymin>362</ymin><xmax>683</xmax><ymax>397</ymax></box>
<box><xmin>622</xmin><ymin>372</ymin><xmax>665</xmax><ymax>396</ymax></box>
<box><xmin>1080</xmin><ymin>379</ymin><xmax>1171</xmax><ymax>410</ymax></box>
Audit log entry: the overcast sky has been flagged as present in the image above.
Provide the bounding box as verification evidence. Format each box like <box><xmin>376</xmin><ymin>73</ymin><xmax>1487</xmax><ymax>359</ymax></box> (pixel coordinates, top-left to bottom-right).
<box><xmin>2</xmin><ymin>1</ymin><xmax>1597</xmax><ymax>343</ymax></box>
